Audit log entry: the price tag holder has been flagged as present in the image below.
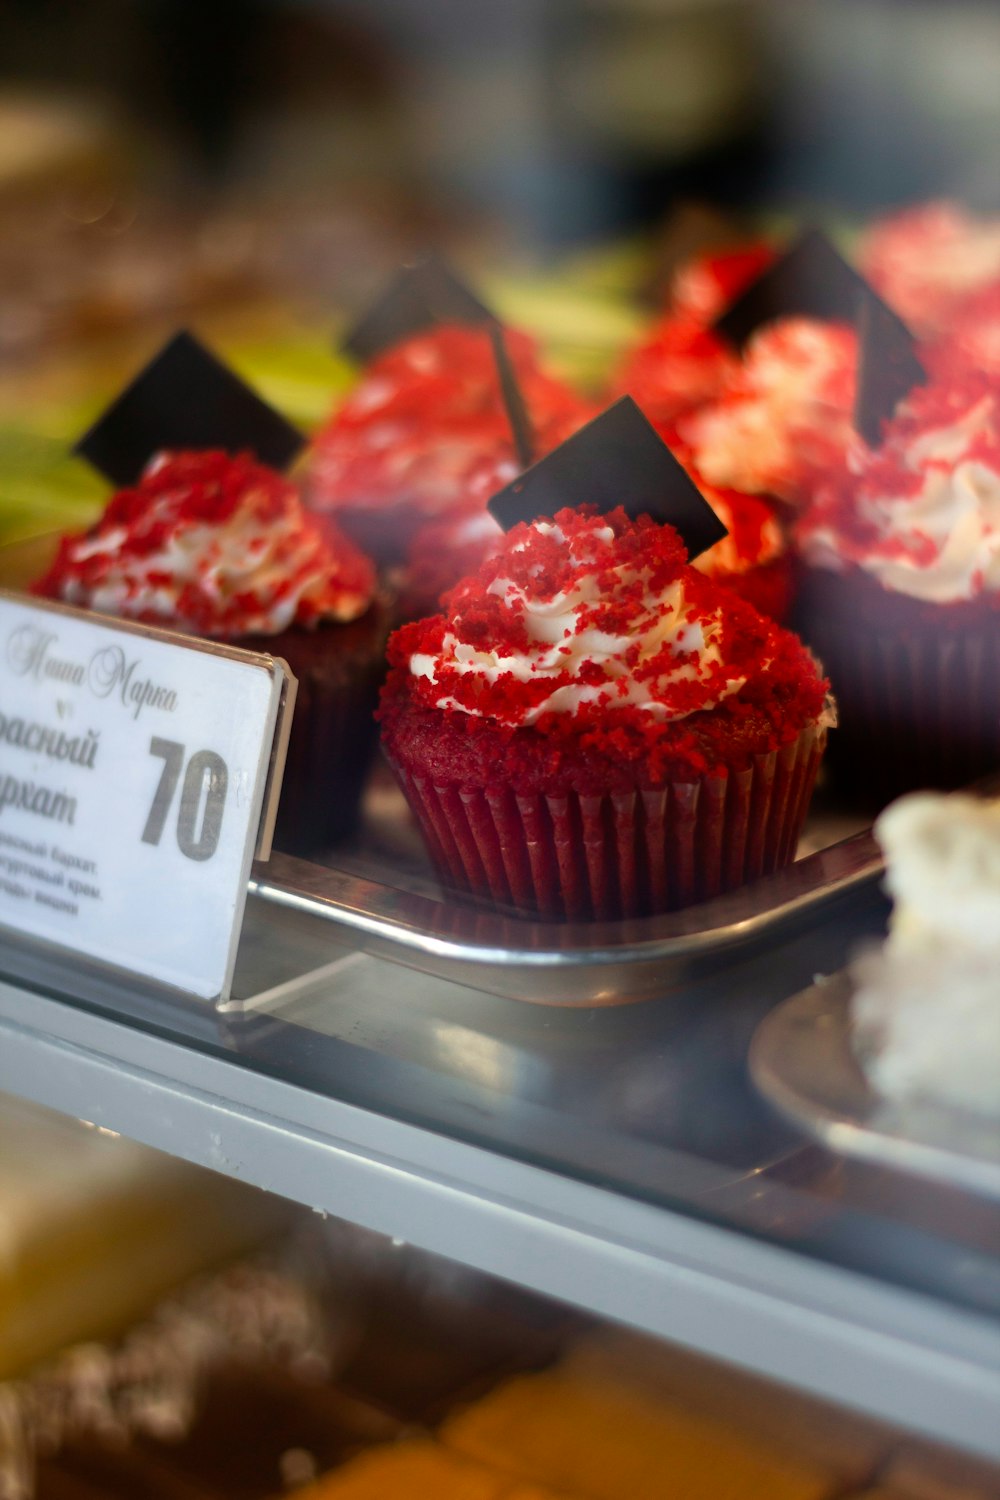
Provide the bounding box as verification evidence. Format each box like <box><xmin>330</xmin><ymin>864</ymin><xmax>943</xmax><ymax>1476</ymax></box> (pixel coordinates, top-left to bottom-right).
<box><xmin>0</xmin><ymin>591</ymin><xmax>296</xmax><ymax>1003</ymax></box>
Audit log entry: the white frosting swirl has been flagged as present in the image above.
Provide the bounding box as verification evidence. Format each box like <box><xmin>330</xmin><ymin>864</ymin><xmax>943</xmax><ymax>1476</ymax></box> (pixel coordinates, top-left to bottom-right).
<box><xmin>409</xmin><ymin>521</ymin><xmax>747</xmax><ymax>724</ymax></box>
<box><xmin>801</xmin><ymin>395</ymin><xmax>1000</xmax><ymax>603</ymax></box>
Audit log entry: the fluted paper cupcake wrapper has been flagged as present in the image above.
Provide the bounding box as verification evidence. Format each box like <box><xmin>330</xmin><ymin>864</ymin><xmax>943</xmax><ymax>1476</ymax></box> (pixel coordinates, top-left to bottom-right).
<box><xmin>252</xmin><ymin>618</ymin><xmax>390</xmax><ymax>857</ymax></box>
<box><xmin>387</xmin><ymin>723</ymin><xmax>826</xmax><ymax>921</ymax></box>
<box><xmin>277</xmin><ymin>663</ymin><xmax>384</xmax><ymax>855</ymax></box>
<box><xmin>804</xmin><ymin>617</ymin><xmax>1000</xmax><ymax>797</ymax></box>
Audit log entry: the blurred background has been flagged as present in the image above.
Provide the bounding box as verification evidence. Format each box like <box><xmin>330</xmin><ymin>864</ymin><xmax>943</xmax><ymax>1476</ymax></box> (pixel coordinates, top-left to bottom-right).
<box><xmin>3</xmin><ymin>0</ymin><xmax>999</xmax><ymax>233</ymax></box>
<box><xmin>1</xmin><ymin>0</ymin><xmax>998</xmax><ymax>537</ymax></box>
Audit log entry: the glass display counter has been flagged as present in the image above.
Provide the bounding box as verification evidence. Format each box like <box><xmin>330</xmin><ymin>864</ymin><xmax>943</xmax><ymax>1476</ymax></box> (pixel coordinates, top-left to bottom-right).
<box><xmin>1</xmin><ymin>869</ymin><xmax>997</xmax><ymax>1462</ymax></box>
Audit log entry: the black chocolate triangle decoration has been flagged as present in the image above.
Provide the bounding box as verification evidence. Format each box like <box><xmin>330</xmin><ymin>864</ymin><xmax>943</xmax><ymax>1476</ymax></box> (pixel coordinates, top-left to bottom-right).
<box><xmin>487</xmin><ymin>396</ymin><xmax>728</xmax><ymax>560</ymax></box>
<box><xmin>712</xmin><ymin>228</ymin><xmax>870</xmax><ymax>349</ymax></box>
<box><xmin>489</xmin><ymin>323</ymin><xmax>535</xmax><ymax>469</ymax></box>
<box><xmin>341</xmin><ymin>254</ymin><xmax>496</xmax><ymax>363</ymax></box>
<box><xmin>854</xmin><ymin>295</ymin><xmax>927</xmax><ymax>447</ymax></box>
<box><xmin>74</xmin><ymin>331</ymin><xmax>306</xmax><ymax>487</ymax></box>
<box><xmin>712</xmin><ymin>226</ymin><xmax>926</xmax><ymax>446</ymax></box>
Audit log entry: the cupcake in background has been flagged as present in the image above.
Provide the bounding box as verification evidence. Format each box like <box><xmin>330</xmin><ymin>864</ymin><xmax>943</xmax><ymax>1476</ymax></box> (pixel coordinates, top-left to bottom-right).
<box><xmin>306</xmin><ymin>321</ymin><xmax>589</xmax><ymax>567</ymax></box>
<box><xmin>380</xmin><ymin>501</ymin><xmax>831</xmax><ymax>923</ymax></box>
<box><xmin>639</xmin><ymin>310</ymin><xmax>856</xmax><ymax>627</ymax></box>
<box><xmin>859</xmin><ymin>201</ymin><xmax>1000</xmax><ymax>342</ymax></box>
<box><xmin>668</xmin><ymin>228</ymin><xmax>943</xmax><ymax>518</ymax></box>
<box><xmin>396</xmin><ymin>447</ymin><xmax>508</xmax><ymax>621</ymax></box>
<box><xmin>37</xmin><ymin>335</ymin><xmax>390</xmax><ymax>856</ymax></box>
<box><xmin>795</xmin><ymin>370</ymin><xmax>1000</xmax><ymax>798</ymax></box>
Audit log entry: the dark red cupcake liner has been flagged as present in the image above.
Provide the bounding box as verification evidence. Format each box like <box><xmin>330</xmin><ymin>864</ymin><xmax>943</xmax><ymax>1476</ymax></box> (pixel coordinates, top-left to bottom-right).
<box><xmin>387</xmin><ymin>722</ymin><xmax>826</xmax><ymax>921</ymax></box>
<box><xmin>241</xmin><ymin>604</ymin><xmax>390</xmax><ymax>856</ymax></box>
<box><xmin>797</xmin><ymin>602</ymin><xmax>1000</xmax><ymax>800</ymax></box>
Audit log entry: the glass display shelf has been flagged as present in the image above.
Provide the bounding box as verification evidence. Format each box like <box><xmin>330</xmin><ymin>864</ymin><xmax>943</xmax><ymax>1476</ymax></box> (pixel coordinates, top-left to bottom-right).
<box><xmin>0</xmin><ymin>884</ymin><xmax>998</xmax><ymax>1463</ymax></box>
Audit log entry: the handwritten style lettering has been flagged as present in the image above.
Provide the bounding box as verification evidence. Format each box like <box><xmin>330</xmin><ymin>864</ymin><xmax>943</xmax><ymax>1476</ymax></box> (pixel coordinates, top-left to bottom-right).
<box><xmin>6</xmin><ymin>625</ymin><xmax>85</xmax><ymax>687</ymax></box>
<box><xmin>87</xmin><ymin>645</ymin><xmax>178</xmax><ymax>720</ymax></box>
<box><xmin>5</xmin><ymin>623</ymin><xmax>180</xmax><ymax>721</ymax></box>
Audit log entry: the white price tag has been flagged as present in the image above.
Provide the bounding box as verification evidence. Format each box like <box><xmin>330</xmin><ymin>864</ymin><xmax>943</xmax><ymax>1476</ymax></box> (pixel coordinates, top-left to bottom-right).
<box><xmin>0</xmin><ymin>591</ymin><xmax>294</xmax><ymax>1001</ymax></box>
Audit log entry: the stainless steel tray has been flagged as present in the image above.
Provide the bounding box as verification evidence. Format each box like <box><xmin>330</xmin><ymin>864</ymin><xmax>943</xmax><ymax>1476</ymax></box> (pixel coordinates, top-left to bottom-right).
<box><xmin>248</xmin><ymin>779</ymin><xmax>883</xmax><ymax>1006</ymax></box>
<box><xmin>750</xmin><ymin>973</ymin><xmax>1000</xmax><ymax>1200</ymax></box>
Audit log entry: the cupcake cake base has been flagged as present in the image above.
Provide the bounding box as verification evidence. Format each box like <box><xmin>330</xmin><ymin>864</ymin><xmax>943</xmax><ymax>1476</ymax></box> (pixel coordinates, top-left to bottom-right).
<box><xmin>242</xmin><ymin>601</ymin><xmax>391</xmax><ymax>857</ymax></box>
<box><xmin>386</xmin><ymin>723</ymin><xmax>826</xmax><ymax>922</ymax></box>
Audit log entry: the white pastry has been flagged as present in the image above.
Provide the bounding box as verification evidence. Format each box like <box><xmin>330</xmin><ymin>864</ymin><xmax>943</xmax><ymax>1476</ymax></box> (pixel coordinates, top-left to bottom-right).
<box><xmin>851</xmin><ymin>793</ymin><xmax>1000</xmax><ymax>1117</ymax></box>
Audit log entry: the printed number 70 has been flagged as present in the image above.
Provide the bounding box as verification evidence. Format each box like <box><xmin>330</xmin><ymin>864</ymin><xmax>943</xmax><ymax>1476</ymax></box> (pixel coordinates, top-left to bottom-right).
<box><xmin>141</xmin><ymin>737</ymin><xmax>228</xmax><ymax>862</ymax></box>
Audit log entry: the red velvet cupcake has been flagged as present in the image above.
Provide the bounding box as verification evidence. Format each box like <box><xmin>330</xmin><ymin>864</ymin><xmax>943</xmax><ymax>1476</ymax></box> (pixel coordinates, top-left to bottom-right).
<box><xmin>306</xmin><ymin>323</ymin><xmax>589</xmax><ymax>566</ymax></box>
<box><xmin>380</xmin><ymin>506</ymin><xmax>831</xmax><ymax>921</ymax></box>
<box><xmin>795</xmin><ymin>372</ymin><xmax>1000</xmax><ymax>797</ymax></box>
<box><xmin>36</xmin><ymin>450</ymin><xmax>389</xmax><ymax>854</ymax></box>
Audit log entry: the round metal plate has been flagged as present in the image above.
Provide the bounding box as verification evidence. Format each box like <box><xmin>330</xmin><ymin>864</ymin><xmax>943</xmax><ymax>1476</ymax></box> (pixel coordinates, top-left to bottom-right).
<box><xmin>750</xmin><ymin>973</ymin><xmax>1000</xmax><ymax>1200</ymax></box>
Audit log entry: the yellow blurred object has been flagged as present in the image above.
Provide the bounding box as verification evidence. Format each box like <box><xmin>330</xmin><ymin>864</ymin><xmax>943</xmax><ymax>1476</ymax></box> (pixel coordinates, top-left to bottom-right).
<box><xmin>0</xmin><ymin>93</ymin><xmax>114</xmax><ymax>197</ymax></box>
<box><xmin>287</xmin><ymin>1438</ymin><xmax>570</xmax><ymax>1499</ymax></box>
<box><xmin>0</xmin><ymin>1094</ymin><xmax>292</xmax><ymax>1379</ymax></box>
<box><xmin>559</xmin><ymin>1328</ymin><xmax>890</xmax><ymax>1487</ymax></box>
<box><xmin>442</xmin><ymin>1367</ymin><xmax>838</xmax><ymax>1500</ymax></box>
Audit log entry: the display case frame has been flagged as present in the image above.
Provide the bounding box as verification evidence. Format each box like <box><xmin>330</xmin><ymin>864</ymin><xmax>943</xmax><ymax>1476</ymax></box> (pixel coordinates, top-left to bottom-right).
<box><xmin>1</xmin><ymin>886</ymin><xmax>998</xmax><ymax>1464</ymax></box>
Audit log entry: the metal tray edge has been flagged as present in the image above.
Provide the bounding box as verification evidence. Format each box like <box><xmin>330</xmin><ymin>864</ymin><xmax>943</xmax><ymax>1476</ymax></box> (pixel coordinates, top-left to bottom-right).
<box><xmin>750</xmin><ymin>974</ymin><xmax>1000</xmax><ymax>1199</ymax></box>
<box><xmin>247</xmin><ymin>829</ymin><xmax>884</xmax><ymax>1005</ymax></box>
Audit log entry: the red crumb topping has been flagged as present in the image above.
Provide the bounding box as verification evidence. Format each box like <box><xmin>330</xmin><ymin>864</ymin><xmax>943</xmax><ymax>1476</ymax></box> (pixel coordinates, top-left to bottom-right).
<box><xmin>797</xmin><ymin>371</ymin><xmax>1000</xmax><ymax>567</ymax></box>
<box><xmin>35</xmin><ymin>449</ymin><xmax>376</xmax><ymax>637</ymax></box>
<box><xmin>308</xmin><ymin>322</ymin><xmax>589</xmax><ymax>518</ymax></box>
<box><xmin>698</xmin><ymin>483</ymin><xmax>782</xmax><ymax>569</ymax></box>
<box><xmin>380</xmin><ymin>506</ymin><xmax>827</xmax><ymax>787</ymax></box>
